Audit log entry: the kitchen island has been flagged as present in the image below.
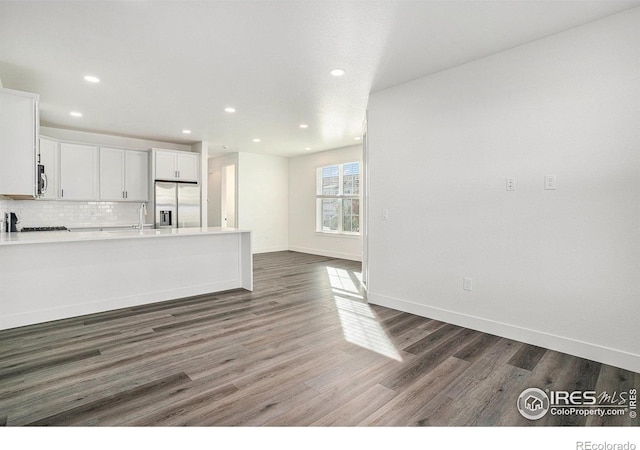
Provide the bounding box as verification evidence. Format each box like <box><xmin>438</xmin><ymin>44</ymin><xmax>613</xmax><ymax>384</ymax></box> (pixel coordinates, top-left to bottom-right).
<box><xmin>0</xmin><ymin>227</ymin><xmax>252</xmax><ymax>330</ymax></box>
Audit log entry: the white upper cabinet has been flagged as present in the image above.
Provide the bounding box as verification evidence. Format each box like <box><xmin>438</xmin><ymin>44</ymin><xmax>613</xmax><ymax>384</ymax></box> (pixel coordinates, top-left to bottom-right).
<box><xmin>99</xmin><ymin>148</ymin><xmax>149</xmax><ymax>201</ymax></box>
<box><xmin>124</xmin><ymin>150</ymin><xmax>149</xmax><ymax>201</ymax></box>
<box><xmin>36</xmin><ymin>138</ymin><xmax>149</xmax><ymax>202</ymax></box>
<box><xmin>176</xmin><ymin>152</ymin><xmax>199</xmax><ymax>182</ymax></box>
<box><xmin>153</xmin><ymin>149</ymin><xmax>199</xmax><ymax>182</ymax></box>
<box><xmin>38</xmin><ymin>137</ymin><xmax>59</xmax><ymax>200</ymax></box>
<box><xmin>0</xmin><ymin>88</ymin><xmax>39</xmax><ymax>198</ymax></box>
<box><xmin>99</xmin><ymin>148</ymin><xmax>124</xmax><ymax>200</ymax></box>
<box><xmin>60</xmin><ymin>142</ymin><xmax>99</xmax><ymax>200</ymax></box>
<box><xmin>154</xmin><ymin>150</ymin><xmax>177</xmax><ymax>180</ymax></box>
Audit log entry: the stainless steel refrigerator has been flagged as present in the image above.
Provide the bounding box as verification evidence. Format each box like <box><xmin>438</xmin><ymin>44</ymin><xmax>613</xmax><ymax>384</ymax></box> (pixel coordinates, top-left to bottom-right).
<box><xmin>154</xmin><ymin>181</ymin><xmax>201</xmax><ymax>228</ymax></box>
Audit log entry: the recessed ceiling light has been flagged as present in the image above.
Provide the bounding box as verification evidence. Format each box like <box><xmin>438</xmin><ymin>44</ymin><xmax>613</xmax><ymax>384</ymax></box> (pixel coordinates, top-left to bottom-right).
<box><xmin>299</xmin><ymin>124</ymin><xmax>309</xmax><ymax>129</ymax></box>
<box><xmin>305</xmin><ymin>147</ymin><xmax>311</xmax><ymax>151</ymax></box>
<box><xmin>224</xmin><ymin>107</ymin><xmax>236</xmax><ymax>113</ymax></box>
<box><xmin>253</xmin><ymin>138</ymin><xmax>261</xmax><ymax>143</ymax></box>
<box><xmin>83</xmin><ymin>75</ymin><xmax>100</xmax><ymax>83</ymax></box>
<box><xmin>70</xmin><ymin>111</ymin><xmax>82</xmax><ymax>117</ymax></box>
<box><xmin>354</xmin><ymin>136</ymin><xmax>361</xmax><ymax>141</ymax></box>
<box><xmin>182</xmin><ymin>130</ymin><xmax>191</xmax><ymax>134</ymax></box>
<box><xmin>330</xmin><ymin>68</ymin><xmax>346</xmax><ymax>77</ymax></box>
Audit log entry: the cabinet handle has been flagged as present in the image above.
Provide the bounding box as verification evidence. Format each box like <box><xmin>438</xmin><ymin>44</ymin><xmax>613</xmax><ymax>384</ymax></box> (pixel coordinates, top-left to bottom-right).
<box><xmin>125</xmin><ymin>191</ymin><xmax>128</xmax><ymax>199</ymax></box>
<box><xmin>61</xmin><ymin>189</ymin><xmax>64</xmax><ymax>198</ymax></box>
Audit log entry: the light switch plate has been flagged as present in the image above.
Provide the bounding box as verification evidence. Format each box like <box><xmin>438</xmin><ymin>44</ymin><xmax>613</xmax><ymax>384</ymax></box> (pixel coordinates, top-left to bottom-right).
<box><xmin>463</xmin><ymin>277</ymin><xmax>473</xmax><ymax>291</ymax></box>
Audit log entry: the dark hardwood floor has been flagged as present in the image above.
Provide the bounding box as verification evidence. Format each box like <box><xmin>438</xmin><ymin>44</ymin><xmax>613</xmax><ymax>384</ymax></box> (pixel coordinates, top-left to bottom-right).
<box><xmin>0</xmin><ymin>251</ymin><xmax>638</xmax><ymax>426</ymax></box>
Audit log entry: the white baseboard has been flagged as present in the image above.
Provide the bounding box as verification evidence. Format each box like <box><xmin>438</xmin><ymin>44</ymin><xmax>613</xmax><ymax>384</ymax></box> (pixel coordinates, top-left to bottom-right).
<box><xmin>368</xmin><ymin>292</ymin><xmax>640</xmax><ymax>374</ymax></box>
<box><xmin>254</xmin><ymin>245</ymin><xmax>289</xmax><ymax>254</ymax></box>
<box><xmin>288</xmin><ymin>245</ymin><xmax>362</xmax><ymax>262</ymax></box>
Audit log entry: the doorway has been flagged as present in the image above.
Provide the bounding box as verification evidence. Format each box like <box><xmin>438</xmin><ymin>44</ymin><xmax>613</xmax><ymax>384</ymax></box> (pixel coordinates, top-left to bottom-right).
<box><xmin>221</xmin><ymin>163</ymin><xmax>236</xmax><ymax>228</ymax></box>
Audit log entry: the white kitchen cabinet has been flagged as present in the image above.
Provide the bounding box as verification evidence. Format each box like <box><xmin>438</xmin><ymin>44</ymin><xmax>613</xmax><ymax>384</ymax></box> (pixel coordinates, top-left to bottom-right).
<box><xmin>124</xmin><ymin>150</ymin><xmax>149</xmax><ymax>201</ymax></box>
<box><xmin>176</xmin><ymin>152</ymin><xmax>199</xmax><ymax>181</ymax></box>
<box><xmin>154</xmin><ymin>150</ymin><xmax>177</xmax><ymax>180</ymax></box>
<box><xmin>38</xmin><ymin>137</ymin><xmax>59</xmax><ymax>200</ymax></box>
<box><xmin>0</xmin><ymin>87</ymin><xmax>39</xmax><ymax>198</ymax></box>
<box><xmin>153</xmin><ymin>149</ymin><xmax>199</xmax><ymax>182</ymax></box>
<box><xmin>60</xmin><ymin>143</ymin><xmax>99</xmax><ymax>200</ymax></box>
<box><xmin>99</xmin><ymin>147</ymin><xmax>149</xmax><ymax>201</ymax></box>
<box><xmin>99</xmin><ymin>148</ymin><xmax>123</xmax><ymax>200</ymax></box>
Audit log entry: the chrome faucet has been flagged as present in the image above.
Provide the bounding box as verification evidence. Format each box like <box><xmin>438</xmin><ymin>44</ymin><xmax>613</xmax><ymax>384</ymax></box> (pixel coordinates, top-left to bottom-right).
<box><xmin>138</xmin><ymin>203</ymin><xmax>147</xmax><ymax>231</ymax></box>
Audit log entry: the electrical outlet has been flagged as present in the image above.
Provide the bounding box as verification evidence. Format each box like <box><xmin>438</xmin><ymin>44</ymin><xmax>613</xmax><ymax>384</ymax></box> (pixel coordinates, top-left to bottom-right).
<box><xmin>544</xmin><ymin>175</ymin><xmax>557</xmax><ymax>190</ymax></box>
<box><xmin>382</xmin><ymin>209</ymin><xmax>389</xmax><ymax>220</ymax></box>
<box><xmin>506</xmin><ymin>177</ymin><xmax>516</xmax><ymax>191</ymax></box>
<box><xmin>463</xmin><ymin>277</ymin><xmax>473</xmax><ymax>291</ymax></box>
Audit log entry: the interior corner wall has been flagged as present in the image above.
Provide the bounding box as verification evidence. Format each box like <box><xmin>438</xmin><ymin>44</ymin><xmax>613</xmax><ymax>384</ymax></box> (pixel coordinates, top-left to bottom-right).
<box><xmin>366</xmin><ymin>7</ymin><xmax>640</xmax><ymax>372</ymax></box>
<box><xmin>237</xmin><ymin>152</ymin><xmax>289</xmax><ymax>254</ymax></box>
<box><xmin>288</xmin><ymin>145</ymin><xmax>363</xmax><ymax>261</ymax></box>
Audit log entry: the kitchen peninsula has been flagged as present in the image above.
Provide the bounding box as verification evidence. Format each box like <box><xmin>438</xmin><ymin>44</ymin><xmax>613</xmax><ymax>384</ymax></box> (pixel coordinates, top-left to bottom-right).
<box><xmin>0</xmin><ymin>227</ymin><xmax>252</xmax><ymax>330</ymax></box>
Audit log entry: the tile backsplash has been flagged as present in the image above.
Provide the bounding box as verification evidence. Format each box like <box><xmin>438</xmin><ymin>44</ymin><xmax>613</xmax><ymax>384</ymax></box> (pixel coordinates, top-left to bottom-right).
<box><xmin>0</xmin><ymin>198</ymin><xmax>149</xmax><ymax>229</ymax></box>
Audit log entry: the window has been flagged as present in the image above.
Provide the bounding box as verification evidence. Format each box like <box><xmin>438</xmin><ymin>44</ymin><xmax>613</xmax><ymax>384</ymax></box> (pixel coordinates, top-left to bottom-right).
<box><xmin>316</xmin><ymin>162</ymin><xmax>360</xmax><ymax>234</ymax></box>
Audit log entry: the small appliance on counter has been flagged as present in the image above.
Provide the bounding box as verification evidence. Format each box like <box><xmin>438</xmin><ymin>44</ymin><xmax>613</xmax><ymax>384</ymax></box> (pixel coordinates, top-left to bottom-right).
<box><xmin>3</xmin><ymin>212</ymin><xmax>20</xmax><ymax>232</ymax></box>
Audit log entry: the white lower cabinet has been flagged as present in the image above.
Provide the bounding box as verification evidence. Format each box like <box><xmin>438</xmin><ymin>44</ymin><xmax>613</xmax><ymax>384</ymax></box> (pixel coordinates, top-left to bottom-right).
<box><xmin>60</xmin><ymin>143</ymin><xmax>99</xmax><ymax>200</ymax></box>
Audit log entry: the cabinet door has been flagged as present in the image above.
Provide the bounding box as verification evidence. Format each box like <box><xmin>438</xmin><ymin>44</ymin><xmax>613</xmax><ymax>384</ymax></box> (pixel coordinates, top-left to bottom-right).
<box><xmin>124</xmin><ymin>150</ymin><xmax>149</xmax><ymax>201</ymax></box>
<box><xmin>155</xmin><ymin>150</ymin><xmax>177</xmax><ymax>180</ymax></box>
<box><xmin>38</xmin><ymin>138</ymin><xmax>59</xmax><ymax>200</ymax></box>
<box><xmin>0</xmin><ymin>89</ymin><xmax>38</xmax><ymax>197</ymax></box>
<box><xmin>99</xmin><ymin>148</ymin><xmax>125</xmax><ymax>201</ymax></box>
<box><xmin>177</xmin><ymin>152</ymin><xmax>199</xmax><ymax>182</ymax></box>
<box><xmin>60</xmin><ymin>143</ymin><xmax>99</xmax><ymax>200</ymax></box>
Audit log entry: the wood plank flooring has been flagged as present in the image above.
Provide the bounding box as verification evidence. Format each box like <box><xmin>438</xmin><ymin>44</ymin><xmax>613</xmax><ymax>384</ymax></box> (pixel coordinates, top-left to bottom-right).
<box><xmin>0</xmin><ymin>251</ymin><xmax>638</xmax><ymax>426</ymax></box>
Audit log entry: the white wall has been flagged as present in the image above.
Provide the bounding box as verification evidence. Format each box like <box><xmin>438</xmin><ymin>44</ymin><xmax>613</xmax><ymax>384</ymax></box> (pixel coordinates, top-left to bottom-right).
<box><xmin>238</xmin><ymin>152</ymin><xmax>289</xmax><ymax>254</ymax></box>
<box><xmin>288</xmin><ymin>145</ymin><xmax>363</xmax><ymax>261</ymax></box>
<box><xmin>367</xmin><ymin>8</ymin><xmax>640</xmax><ymax>372</ymax></box>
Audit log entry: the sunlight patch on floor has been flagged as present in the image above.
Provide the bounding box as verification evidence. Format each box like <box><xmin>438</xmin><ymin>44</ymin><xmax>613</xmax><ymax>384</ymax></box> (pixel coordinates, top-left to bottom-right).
<box><xmin>327</xmin><ymin>267</ymin><xmax>402</xmax><ymax>362</ymax></box>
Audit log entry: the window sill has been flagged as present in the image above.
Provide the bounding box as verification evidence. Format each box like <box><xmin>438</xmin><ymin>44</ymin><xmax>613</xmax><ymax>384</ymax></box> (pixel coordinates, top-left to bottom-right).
<box><xmin>315</xmin><ymin>231</ymin><xmax>361</xmax><ymax>239</ymax></box>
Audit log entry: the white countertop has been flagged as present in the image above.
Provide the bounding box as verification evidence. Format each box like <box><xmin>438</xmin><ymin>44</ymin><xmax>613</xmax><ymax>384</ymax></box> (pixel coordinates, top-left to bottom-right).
<box><xmin>0</xmin><ymin>227</ymin><xmax>250</xmax><ymax>246</ymax></box>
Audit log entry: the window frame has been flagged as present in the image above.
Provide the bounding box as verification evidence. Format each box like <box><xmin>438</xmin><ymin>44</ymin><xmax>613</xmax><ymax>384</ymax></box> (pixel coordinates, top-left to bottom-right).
<box><xmin>316</xmin><ymin>161</ymin><xmax>360</xmax><ymax>236</ymax></box>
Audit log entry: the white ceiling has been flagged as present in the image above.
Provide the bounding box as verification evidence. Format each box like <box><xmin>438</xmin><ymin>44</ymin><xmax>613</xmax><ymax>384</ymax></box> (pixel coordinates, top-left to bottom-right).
<box><xmin>1</xmin><ymin>1</ymin><xmax>638</xmax><ymax>157</ymax></box>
